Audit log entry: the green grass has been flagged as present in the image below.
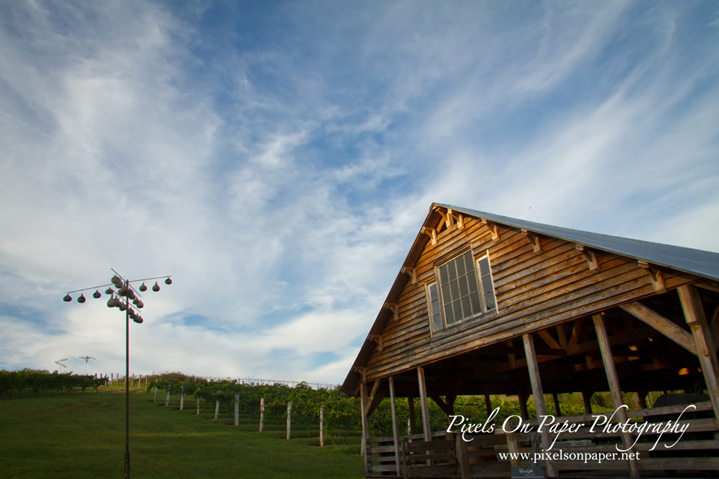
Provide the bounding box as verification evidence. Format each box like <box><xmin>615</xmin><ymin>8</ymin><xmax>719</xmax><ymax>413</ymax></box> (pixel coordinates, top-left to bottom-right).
<box><xmin>0</xmin><ymin>388</ymin><xmax>364</xmax><ymax>479</ymax></box>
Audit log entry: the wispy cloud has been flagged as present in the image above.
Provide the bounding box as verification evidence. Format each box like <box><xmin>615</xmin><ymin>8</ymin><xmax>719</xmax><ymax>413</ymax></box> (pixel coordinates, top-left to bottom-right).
<box><xmin>1</xmin><ymin>1</ymin><xmax>717</xmax><ymax>382</ymax></box>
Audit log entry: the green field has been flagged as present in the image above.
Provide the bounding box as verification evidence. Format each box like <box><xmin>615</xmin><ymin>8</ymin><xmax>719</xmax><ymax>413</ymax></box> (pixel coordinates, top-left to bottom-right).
<box><xmin>0</xmin><ymin>387</ymin><xmax>364</xmax><ymax>479</ymax></box>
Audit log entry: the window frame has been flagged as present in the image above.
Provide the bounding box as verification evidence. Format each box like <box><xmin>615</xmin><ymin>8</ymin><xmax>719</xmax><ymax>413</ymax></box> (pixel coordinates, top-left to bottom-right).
<box><xmin>427</xmin><ymin>249</ymin><xmax>498</xmax><ymax>335</ymax></box>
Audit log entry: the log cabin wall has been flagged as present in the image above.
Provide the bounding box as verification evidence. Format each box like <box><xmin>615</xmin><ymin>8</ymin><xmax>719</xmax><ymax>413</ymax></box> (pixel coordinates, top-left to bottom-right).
<box><xmin>365</xmin><ymin>211</ymin><xmax>698</xmax><ymax>383</ymax></box>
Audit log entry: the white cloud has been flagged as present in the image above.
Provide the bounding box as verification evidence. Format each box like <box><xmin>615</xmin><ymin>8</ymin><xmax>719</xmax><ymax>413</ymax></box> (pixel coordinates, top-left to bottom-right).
<box><xmin>1</xmin><ymin>1</ymin><xmax>718</xmax><ymax>384</ymax></box>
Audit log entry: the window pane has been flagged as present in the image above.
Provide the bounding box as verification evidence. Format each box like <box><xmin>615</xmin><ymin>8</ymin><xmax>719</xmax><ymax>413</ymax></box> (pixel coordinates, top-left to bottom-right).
<box><xmin>439</xmin><ymin>265</ymin><xmax>449</xmax><ymax>284</ymax></box>
<box><xmin>470</xmin><ymin>292</ymin><xmax>481</xmax><ymax>314</ymax></box>
<box><xmin>452</xmin><ymin>300</ymin><xmax>462</xmax><ymax>321</ymax></box>
<box><xmin>467</xmin><ymin>272</ymin><xmax>478</xmax><ymax>295</ymax></box>
<box><xmin>456</xmin><ymin>257</ymin><xmax>466</xmax><ymax>276</ymax></box>
<box><xmin>478</xmin><ymin>257</ymin><xmax>490</xmax><ymax>276</ymax></box>
<box><xmin>430</xmin><ymin>284</ymin><xmax>438</xmax><ymax>302</ymax></box>
<box><xmin>433</xmin><ymin>314</ymin><xmax>442</xmax><ymax>331</ymax></box>
<box><xmin>484</xmin><ymin>293</ymin><xmax>496</xmax><ymax>311</ymax></box>
<box><xmin>482</xmin><ymin>277</ymin><xmax>494</xmax><ymax>295</ymax></box>
<box><xmin>461</xmin><ymin>296</ymin><xmax>471</xmax><ymax>318</ymax></box>
<box><xmin>459</xmin><ymin>275</ymin><xmax>469</xmax><ymax>297</ymax></box>
<box><xmin>448</xmin><ymin>261</ymin><xmax>457</xmax><ymax>281</ymax></box>
<box><xmin>442</xmin><ymin>284</ymin><xmax>451</xmax><ymax>304</ymax></box>
<box><xmin>464</xmin><ymin>252</ymin><xmax>475</xmax><ymax>274</ymax></box>
<box><xmin>445</xmin><ymin>303</ymin><xmax>454</xmax><ymax>324</ymax></box>
<box><xmin>450</xmin><ymin>279</ymin><xmax>460</xmax><ymax>301</ymax></box>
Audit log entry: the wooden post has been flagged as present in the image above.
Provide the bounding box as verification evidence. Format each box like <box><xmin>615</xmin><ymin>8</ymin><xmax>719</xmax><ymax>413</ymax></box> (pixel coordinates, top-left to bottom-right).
<box><xmin>407</xmin><ymin>391</ymin><xmax>416</xmax><ymax>435</ymax></box>
<box><xmin>111</xmin><ymin>373</ymin><xmax>114</xmax><ymax>385</ymax></box>
<box><xmin>320</xmin><ymin>407</ymin><xmax>324</xmax><ymax>448</ymax></box>
<box><xmin>180</xmin><ymin>386</ymin><xmax>184</xmax><ymax>411</ymax></box>
<box><xmin>518</xmin><ymin>391</ymin><xmax>529</xmax><ymax>420</ymax></box>
<box><xmin>593</xmin><ymin>314</ymin><xmax>640</xmax><ymax>478</ymax></box>
<box><xmin>235</xmin><ymin>393</ymin><xmax>240</xmax><ymax>426</ymax></box>
<box><xmin>259</xmin><ymin>398</ymin><xmax>265</xmax><ymax>432</ymax></box>
<box><xmin>214</xmin><ymin>390</ymin><xmax>220</xmax><ymax>420</ymax></box>
<box><xmin>165</xmin><ymin>385</ymin><xmax>171</xmax><ymax>407</ymax></box>
<box><xmin>417</xmin><ymin>366</ymin><xmax>432</xmax><ymax>442</ymax></box>
<box><xmin>103</xmin><ymin>375</ymin><xmax>106</xmax><ymax>393</ymax></box>
<box><xmin>197</xmin><ymin>396</ymin><xmax>200</xmax><ymax>415</ymax></box>
<box><xmin>523</xmin><ymin>334</ymin><xmax>558</xmax><ymax>477</ymax></box>
<box><xmin>552</xmin><ymin>392</ymin><xmax>561</xmax><ymax>416</ymax></box>
<box><xmin>505</xmin><ymin>418</ymin><xmax>520</xmax><ymax>468</ymax></box>
<box><xmin>360</xmin><ymin>372</ymin><xmax>370</xmax><ymax>476</ymax></box>
<box><xmin>484</xmin><ymin>393</ymin><xmax>492</xmax><ymax>417</ymax></box>
<box><xmin>154</xmin><ymin>384</ymin><xmax>157</xmax><ymax>403</ymax></box>
<box><xmin>389</xmin><ymin>376</ymin><xmax>401</xmax><ymax>476</ymax></box>
<box><xmin>582</xmin><ymin>391</ymin><xmax>593</xmax><ymax>414</ymax></box>
<box><xmin>286</xmin><ymin>401</ymin><xmax>292</xmax><ymax>440</ymax></box>
<box><xmin>637</xmin><ymin>391</ymin><xmax>647</xmax><ymax>410</ymax></box>
<box><xmin>678</xmin><ymin>285</ymin><xmax>719</xmax><ymax>420</ymax></box>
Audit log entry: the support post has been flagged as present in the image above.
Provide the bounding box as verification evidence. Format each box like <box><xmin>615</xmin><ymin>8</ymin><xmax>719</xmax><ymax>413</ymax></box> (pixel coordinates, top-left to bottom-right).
<box><xmin>582</xmin><ymin>391</ymin><xmax>593</xmax><ymax>414</ymax></box>
<box><xmin>153</xmin><ymin>384</ymin><xmax>157</xmax><ymax>403</ymax></box>
<box><xmin>360</xmin><ymin>377</ymin><xmax>370</xmax><ymax>476</ymax></box>
<box><xmin>407</xmin><ymin>391</ymin><xmax>416</xmax><ymax>435</ymax></box>
<box><xmin>593</xmin><ymin>314</ymin><xmax>640</xmax><ymax>478</ymax></box>
<box><xmin>678</xmin><ymin>285</ymin><xmax>719</xmax><ymax>421</ymax></box>
<box><xmin>417</xmin><ymin>366</ymin><xmax>432</xmax><ymax>442</ymax></box>
<box><xmin>286</xmin><ymin>401</ymin><xmax>292</xmax><ymax>440</ymax></box>
<box><xmin>196</xmin><ymin>397</ymin><xmax>200</xmax><ymax>415</ymax></box>
<box><xmin>165</xmin><ymin>386</ymin><xmax>171</xmax><ymax>407</ymax></box>
<box><xmin>320</xmin><ymin>407</ymin><xmax>324</xmax><ymax>448</ymax></box>
<box><xmin>235</xmin><ymin>393</ymin><xmax>240</xmax><ymax>426</ymax></box>
<box><xmin>552</xmin><ymin>392</ymin><xmax>561</xmax><ymax>416</ymax></box>
<box><xmin>180</xmin><ymin>386</ymin><xmax>184</xmax><ymax>411</ymax></box>
<box><xmin>523</xmin><ymin>334</ymin><xmax>558</xmax><ymax>477</ymax></box>
<box><xmin>389</xmin><ymin>376</ymin><xmax>401</xmax><ymax>476</ymax></box>
<box><xmin>259</xmin><ymin>398</ymin><xmax>265</xmax><ymax>432</ymax></box>
<box><xmin>484</xmin><ymin>394</ymin><xmax>492</xmax><ymax>417</ymax></box>
<box><xmin>214</xmin><ymin>391</ymin><xmax>220</xmax><ymax>420</ymax></box>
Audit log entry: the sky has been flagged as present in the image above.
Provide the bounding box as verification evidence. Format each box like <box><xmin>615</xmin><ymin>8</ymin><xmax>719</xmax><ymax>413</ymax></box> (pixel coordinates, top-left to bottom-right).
<box><xmin>1</xmin><ymin>1</ymin><xmax>718</xmax><ymax>385</ymax></box>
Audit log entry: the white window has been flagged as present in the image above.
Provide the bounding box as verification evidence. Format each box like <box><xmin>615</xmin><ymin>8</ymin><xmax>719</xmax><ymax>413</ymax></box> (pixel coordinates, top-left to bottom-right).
<box><xmin>427</xmin><ymin>250</ymin><xmax>496</xmax><ymax>332</ymax></box>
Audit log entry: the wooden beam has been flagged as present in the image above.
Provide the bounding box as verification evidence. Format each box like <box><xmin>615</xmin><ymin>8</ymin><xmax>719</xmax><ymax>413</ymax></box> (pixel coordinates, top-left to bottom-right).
<box><xmin>569</xmin><ymin>318</ymin><xmax>584</xmax><ymax>347</ymax></box>
<box><xmin>421</xmin><ymin>227</ymin><xmax>437</xmax><ymax>246</ymax></box>
<box><xmin>523</xmin><ymin>334</ymin><xmax>558</xmax><ymax>477</ymax></box>
<box><xmin>521</xmin><ymin>229</ymin><xmax>542</xmax><ymax>254</ymax></box>
<box><xmin>537</xmin><ymin>329</ymin><xmax>562</xmax><ymax>350</ymax></box>
<box><xmin>582</xmin><ymin>391</ymin><xmax>593</xmax><ymax>414</ymax></box>
<box><xmin>401</xmin><ymin>266</ymin><xmax>417</xmax><ymax>285</ymax></box>
<box><xmin>552</xmin><ymin>392</ymin><xmax>561</xmax><ymax>417</ymax></box>
<box><xmin>417</xmin><ymin>367</ymin><xmax>432</xmax><ymax>442</ymax></box>
<box><xmin>576</xmin><ymin>244</ymin><xmax>600</xmax><ymax>272</ymax></box>
<box><xmin>369</xmin><ymin>334</ymin><xmax>383</xmax><ymax>352</ymax></box>
<box><xmin>696</xmin><ymin>281</ymin><xmax>719</xmax><ymax>294</ymax></box>
<box><xmin>407</xmin><ymin>391</ymin><xmax>416</xmax><ymax>435</ymax></box>
<box><xmin>637</xmin><ymin>261</ymin><xmax>666</xmax><ymax>293</ymax></box>
<box><xmin>365</xmin><ymin>379</ymin><xmax>381</xmax><ymax>415</ymax></box>
<box><xmin>383</xmin><ymin>302</ymin><xmax>399</xmax><ymax>322</ymax></box>
<box><xmin>678</xmin><ymin>285</ymin><xmax>719</xmax><ymax>421</ymax></box>
<box><xmin>388</xmin><ymin>376</ymin><xmax>401</xmax><ymax>476</ymax></box>
<box><xmin>593</xmin><ymin>314</ymin><xmax>640</xmax><ymax>478</ymax></box>
<box><xmin>484</xmin><ymin>394</ymin><xmax>492</xmax><ymax>417</ymax></box>
<box><xmin>620</xmin><ymin>302</ymin><xmax>697</xmax><ymax>355</ymax></box>
<box><xmin>359</xmin><ymin>372</ymin><xmax>370</xmax><ymax>475</ymax></box>
<box><xmin>431</xmin><ymin>395</ymin><xmax>452</xmax><ymax>416</ymax></box>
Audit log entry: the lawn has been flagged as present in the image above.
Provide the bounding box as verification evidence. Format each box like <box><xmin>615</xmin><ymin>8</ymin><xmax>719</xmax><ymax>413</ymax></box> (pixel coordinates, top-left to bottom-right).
<box><xmin>0</xmin><ymin>387</ymin><xmax>364</xmax><ymax>479</ymax></box>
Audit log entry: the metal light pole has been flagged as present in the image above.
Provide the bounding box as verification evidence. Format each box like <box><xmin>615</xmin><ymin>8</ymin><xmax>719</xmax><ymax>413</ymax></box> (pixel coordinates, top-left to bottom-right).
<box><xmin>63</xmin><ymin>269</ymin><xmax>172</xmax><ymax>479</ymax></box>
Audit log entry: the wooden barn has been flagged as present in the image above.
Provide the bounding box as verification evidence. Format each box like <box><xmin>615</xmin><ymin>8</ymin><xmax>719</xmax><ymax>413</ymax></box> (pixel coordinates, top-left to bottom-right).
<box><xmin>340</xmin><ymin>203</ymin><xmax>719</xmax><ymax>478</ymax></box>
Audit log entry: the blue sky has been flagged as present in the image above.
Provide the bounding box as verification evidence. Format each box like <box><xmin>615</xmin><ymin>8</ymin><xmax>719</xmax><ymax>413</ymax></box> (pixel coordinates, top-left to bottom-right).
<box><xmin>1</xmin><ymin>1</ymin><xmax>718</xmax><ymax>384</ymax></box>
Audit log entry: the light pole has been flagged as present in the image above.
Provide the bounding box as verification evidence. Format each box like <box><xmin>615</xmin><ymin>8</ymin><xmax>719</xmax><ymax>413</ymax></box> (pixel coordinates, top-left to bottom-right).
<box><xmin>63</xmin><ymin>269</ymin><xmax>172</xmax><ymax>479</ymax></box>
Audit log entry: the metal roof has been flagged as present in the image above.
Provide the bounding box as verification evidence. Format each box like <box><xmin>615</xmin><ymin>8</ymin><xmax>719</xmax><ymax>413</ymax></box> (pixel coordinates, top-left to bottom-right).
<box><xmin>437</xmin><ymin>203</ymin><xmax>719</xmax><ymax>282</ymax></box>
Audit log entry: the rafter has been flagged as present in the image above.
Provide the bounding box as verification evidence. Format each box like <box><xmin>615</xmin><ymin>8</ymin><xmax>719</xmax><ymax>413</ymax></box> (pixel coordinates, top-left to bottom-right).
<box><xmin>575</xmin><ymin>244</ymin><xmax>600</xmax><ymax>272</ymax></box>
<box><xmin>401</xmin><ymin>266</ymin><xmax>417</xmax><ymax>284</ymax></box>
<box><xmin>637</xmin><ymin>261</ymin><xmax>666</xmax><ymax>293</ymax></box>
